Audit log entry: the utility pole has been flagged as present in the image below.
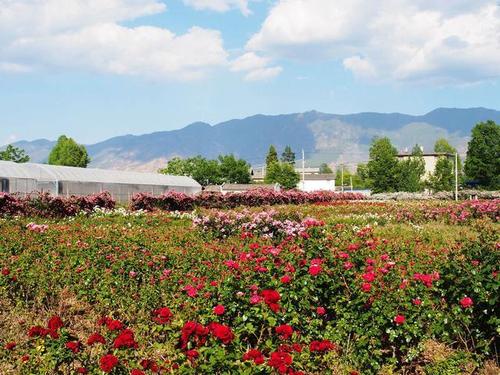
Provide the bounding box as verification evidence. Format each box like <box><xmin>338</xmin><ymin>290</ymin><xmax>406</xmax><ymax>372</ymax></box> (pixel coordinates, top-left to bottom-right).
<box><xmin>302</xmin><ymin>149</ymin><xmax>305</xmax><ymax>191</ymax></box>
<box><xmin>341</xmin><ymin>164</ymin><xmax>344</xmax><ymax>193</ymax></box>
<box><xmin>454</xmin><ymin>152</ymin><xmax>458</xmax><ymax>201</ymax></box>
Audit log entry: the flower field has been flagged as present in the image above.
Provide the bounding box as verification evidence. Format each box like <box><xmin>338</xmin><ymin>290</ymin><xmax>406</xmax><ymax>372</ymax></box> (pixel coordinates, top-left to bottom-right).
<box><xmin>0</xmin><ymin>199</ymin><xmax>499</xmax><ymax>374</ymax></box>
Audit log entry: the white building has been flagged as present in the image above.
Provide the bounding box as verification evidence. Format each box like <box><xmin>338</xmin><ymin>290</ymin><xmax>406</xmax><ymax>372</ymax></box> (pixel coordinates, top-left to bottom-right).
<box><xmin>298</xmin><ymin>174</ymin><xmax>336</xmax><ymax>192</ymax></box>
<box><xmin>0</xmin><ymin>160</ymin><xmax>201</xmax><ymax>202</ymax></box>
<box><xmin>396</xmin><ymin>152</ymin><xmax>454</xmax><ymax>179</ymax></box>
<box><xmin>205</xmin><ymin>183</ymin><xmax>280</xmax><ymax>194</ymax></box>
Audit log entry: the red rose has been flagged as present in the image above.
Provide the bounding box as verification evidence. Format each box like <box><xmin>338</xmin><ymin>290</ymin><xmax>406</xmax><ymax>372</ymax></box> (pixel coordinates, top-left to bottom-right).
<box><xmin>267</xmin><ymin>351</ymin><xmax>293</xmax><ymax>374</ymax></box>
<box><xmin>309</xmin><ymin>339</ymin><xmax>335</xmax><ymax>353</ymax></box>
<box><xmin>1</xmin><ymin>268</ymin><xmax>10</xmax><ymax>276</ymax></box>
<box><xmin>152</xmin><ymin>307</ymin><xmax>173</xmax><ymax>324</ymax></box>
<box><xmin>394</xmin><ymin>315</ymin><xmax>405</xmax><ymax>325</ymax></box>
<box><xmin>99</xmin><ymin>317</ymin><xmax>124</xmax><ymax>331</ymax></box>
<box><xmin>209</xmin><ymin>322</ymin><xmax>234</xmax><ymax>344</ymax></box>
<box><xmin>113</xmin><ymin>329</ymin><xmax>138</xmax><ymax>349</ymax></box>
<box><xmin>47</xmin><ymin>315</ymin><xmax>63</xmax><ymax>331</ymax></box>
<box><xmin>280</xmin><ymin>275</ymin><xmax>292</xmax><ymax>283</ymax></box>
<box><xmin>316</xmin><ymin>306</ymin><xmax>326</xmax><ymax>315</ymax></box>
<box><xmin>5</xmin><ymin>342</ymin><xmax>16</xmax><ymax>350</ymax></box>
<box><xmin>243</xmin><ymin>349</ymin><xmax>264</xmax><ymax>365</ymax></box>
<box><xmin>76</xmin><ymin>367</ymin><xmax>88</xmax><ymax>374</ymax></box>
<box><xmin>460</xmin><ymin>296</ymin><xmax>473</xmax><ymax>308</ymax></box>
<box><xmin>362</xmin><ymin>272</ymin><xmax>376</xmax><ymax>283</ymax></box>
<box><xmin>275</xmin><ymin>324</ymin><xmax>293</xmax><ymax>340</ymax></box>
<box><xmin>308</xmin><ymin>264</ymin><xmax>322</xmax><ymax>276</ymax></box>
<box><xmin>213</xmin><ymin>305</ymin><xmax>225</xmax><ymax>316</ymax></box>
<box><xmin>361</xmin><ymin>283</ymin><xmax>372</xmax><ymax>292</ymax></box>
<box><xmin>131</xmin><ymin>370</ymin><xmax>145</xmax><ymax>375</ymax></box>
<box><xmin>65</xmin><ymin>341</ymin><xmax>81</xmax><ymax>353</ymax></box>
<box><xmin>412</xmin><ymin>298</ymin><xmax>422</xmax><ymax>306</ymax></box>
<box><xmin>186</xmin><ymin>349</ymin><xmax>199</xmax><ymax>362</ymax></box>
<box><xmin>87</xmin><ymin>332</ymin><xmax>106</xmax><ymax>345</ymax></box>
<box><xmin>100</xmin><ymin>354</ymin><xmax>119</xmax><ymax>373</ymax></box>
<box><xmin>261</xmin><ymin>289</ymin><xmax>281</xmax><ymax>313</ymax></box>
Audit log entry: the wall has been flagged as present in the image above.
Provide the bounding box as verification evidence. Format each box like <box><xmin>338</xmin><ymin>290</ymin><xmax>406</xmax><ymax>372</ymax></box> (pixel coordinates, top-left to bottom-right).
<box><xmin>299</xmin><ymin>180</ymin><xmax>335</xmax><ymax>192</ymax></box>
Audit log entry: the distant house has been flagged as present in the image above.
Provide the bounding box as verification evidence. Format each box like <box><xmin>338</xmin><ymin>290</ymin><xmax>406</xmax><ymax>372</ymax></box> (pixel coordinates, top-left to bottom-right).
<box><xmin>298</xmin><ymin>173</ymin><xmax>336</xmax><ymax>192</ymax></box>
<box><xmin>396</xmin><ymin>152</ymin><xmax>454</xmax><ymax>179</ymax></box>
<box><xmin>251</xmin><ymin>165</ymin><xmax>321</xmax><ymax>183</ymax></box>
<box><xmin>205</xmin><ymin>183</ymin><xmax>280</xmax><ymax>194</ymax></box>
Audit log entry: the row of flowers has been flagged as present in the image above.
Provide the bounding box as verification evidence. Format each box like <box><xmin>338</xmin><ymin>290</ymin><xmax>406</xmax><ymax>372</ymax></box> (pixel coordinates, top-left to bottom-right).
<box><xmin>130</xmin><ymin>189</ymin><xmax>366</xmax><ymax>212</ymax></box>
<box><xmin>0</xmin><ymin>192</ymin><xmax>115</xmax><ymax>218</ymax></box>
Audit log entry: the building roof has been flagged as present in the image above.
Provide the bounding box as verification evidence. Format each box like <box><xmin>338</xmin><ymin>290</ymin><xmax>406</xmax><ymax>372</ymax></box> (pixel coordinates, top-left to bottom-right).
<box><xmin>302</xmin><ymin>173</ymin><xmax>336</xmax><ymax>181</ymax></box>
<box><xmin>0</xmin><ymin>160</ymin><xmax>200</xmax><ymax>188</ymax></box>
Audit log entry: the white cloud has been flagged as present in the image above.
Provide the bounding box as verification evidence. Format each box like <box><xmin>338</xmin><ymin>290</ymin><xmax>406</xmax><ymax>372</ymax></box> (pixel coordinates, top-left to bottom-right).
<box><xmin>0</xmin><ymin>0</ymin><xmax>228</xmax><ymax>80</ymax></box>
<box><xmin>183</xmin><ymin>0</ymin><xmax>252</xmax><ymax>16</ymax></box>
<box><xmin>247</xmin><ymin>0</ymin><xmax>500</xmax><ymax>84</ymax></box>
<box><xmin>244</xmin><ymin>66</ymin><xmax>282</xmax><ymax>81</ymax></box>
<box><xmin>0</xmin><ymin>62</ymin><xmax>33</xmax><ymax>73</ymax></box>
<box><xmin>230</xmin><ymin>52</ymin><xmax>282</xmax><ymax>80</ymax></box>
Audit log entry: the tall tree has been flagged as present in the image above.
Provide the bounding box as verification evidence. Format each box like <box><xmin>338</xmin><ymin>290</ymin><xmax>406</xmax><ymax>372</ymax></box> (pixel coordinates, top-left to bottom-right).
<box><xmin>281</xmin><ymin>145</ymin><xmax>296</xmax><ymax>165</ymax></box>
<box><xmin>264</xmin><ymin>162</ymin><xmax>300</xmax><ymax>189</ymax></box>
<box><xmin>319</xmin><ymin>163</ymin><xmax>333</xmax><ymax>174</ymax></box>
<box><xmin>396</xmin><ymin>145</ymin><xmax>425</xmax><ymax>192</ymax></box>
<box><xmin>218</xmin><ymin>154</ymin><xmax>251</xmax><ymax>184</ymax></box>
<box><xmin>367</xmin><ymin>137</ymin><xmax>399</xmax><ymax>193</ymax></box>
<box><xmin>0</xmin><ymin>145</ymin><xmax>30</xmax><ymax>163</ymax></box>
<box><xmin>159</xmin><ymin>156</ymin><xmax>221</xmax><ymax>186</ymax></box>
<box><xmin>464</xmin><ymin>120</ymin><xmax>500</xmax><ymax>189</ymax></box>
<box><xmin>48</xmin><ymin>136</ymin><xmax>90</xmax><ymax>168</ymax></box>
<box><xmin>428</xmin><ymin>139</ymin><xmax>459</xmax><ymax>192</ymax></box>
<box><xmin>265</xmin><ymin>145</ymin><xmax>279</xmax><ymax>168</ymax></box>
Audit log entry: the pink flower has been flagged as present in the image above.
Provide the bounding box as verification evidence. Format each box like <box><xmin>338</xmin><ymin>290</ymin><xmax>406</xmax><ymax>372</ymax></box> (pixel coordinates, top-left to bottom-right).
<box><xmin>460</xmin><ymin>296</ymin><xmax>473</xmax><ymax>308</ymax></box>
<box><xmin>361</xmin><ymin>283</ymin><xmax>372</xmax><ymax>292</ymax></box>
<box><xmin>213</xmin><ymin>305</ymin><xmax>225</xmax><ymax>315</ymax></box>
<box><xmin>250</xmin><ymin>294</ymin><xmax>262</xmax><ymax>304</ymax></box>
<box><xmin>343</xmin><ymin>261</ymin><xmax>354</xmax><ymax>270</ymax></box>
<box><xmin>394</xmin><ymin>315</ymin><xmax>405</xmax><ymax>325</ymax></box>
<box><xmin>412</xmin><ymin>298</ymin><xmax>422</xmax><ymax>306</ymax></box>
<box><xmin>316</xmin><ymin>306</ymin><xmax>326</xmax><ymax>315</ymax></box>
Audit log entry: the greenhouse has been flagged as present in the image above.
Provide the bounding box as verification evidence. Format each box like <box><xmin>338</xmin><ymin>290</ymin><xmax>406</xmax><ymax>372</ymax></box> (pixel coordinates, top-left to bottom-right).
<box><xmin>0</xmin><ymin>160</ymin><xmax>201</xmax><ymax>202</ymax></box>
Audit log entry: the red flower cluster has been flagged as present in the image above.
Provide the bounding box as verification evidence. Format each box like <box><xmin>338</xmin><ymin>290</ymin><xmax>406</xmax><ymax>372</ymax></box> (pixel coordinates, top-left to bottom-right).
<box><xmin>152</xmin><ymin>307</ymin><xmax>173</xmax><ymax>324</ymax></box>
<box><xmin>100</xmin><ymin>354</ymin><xmax>119</xmax><ymax>373</ymax></box>
<box><xmin>394</xmin><ymin>315</ymin><xmax>405</xmax><ymax>325</ymax></box>
<box><xmin>275</xmin><ymin>324</ymin><xmax>294</xmax><ymax>340</ymax></box>
<box><xmin>113</xmin><ymin>328</ymin><xmax>138</xmax><ymax>349</ymax></box>
<box><xmin>208</xmin><ymin>322</ymin><xmax>234</xmax><ymax>344</ymax></box>
<box><xmin>243</xmin><ymin>349</ymin><xmax>265</xmax><ymax>365</ymax></box>
<box><xmin>28</xmin><ymin>315</ymin><xmax>64</xmax><ymax>339</ymax></box>
<box><xmin>460</xmin><ymin>296</ymin><xmax>474</xmax><ymax>308</ymax></box>
<box><xmin>267</xmin><ymin>351</ymin><xmax>293</xmax><ymax>374</ymax></box>
<box><xmin>213</xmin><ymin>304</ymin><xmax>225</xmax><ymax>315</ymax></box>
<box><xmin>99</xmin><ymin>316</ymin><xmax>124</xmax><ymax>331</ymax></box>
<box><xmin>309</xmin><ymin>340</ymin><xmax>336</xmax><ymax>353</ymax></box>
<box><xmin>65</xmin><ymin>341</ymin><xmax>81</xmax><ymax>353</ymax></box>
<box><xmin>87</xmin><ymin>332</ymin><xmax>106</xmax><ymax>346</ymax></box>
<box><xmin>180</xmin><ymin>321</ymin><xmax>209</xmax><ymax>349</ymax></box>
<box><xmin>261</xmin><ymin>289</ymin><xmax>281</xmax><ymax>313</ymax></box>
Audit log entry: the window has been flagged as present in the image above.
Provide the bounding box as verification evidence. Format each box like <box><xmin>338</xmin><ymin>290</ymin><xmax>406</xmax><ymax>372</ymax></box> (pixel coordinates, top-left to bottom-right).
<box><xmin>1</xmin><ymin>178</ymin><xmax>9</xmax><ymax>193</ymax></box>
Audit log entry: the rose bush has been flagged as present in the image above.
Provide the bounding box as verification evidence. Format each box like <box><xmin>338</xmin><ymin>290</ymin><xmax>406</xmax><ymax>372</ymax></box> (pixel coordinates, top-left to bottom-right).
<box><xmin>0</xmin><ymin>201</ymin><xmax>498</xmax><ymax>374</ymax></box>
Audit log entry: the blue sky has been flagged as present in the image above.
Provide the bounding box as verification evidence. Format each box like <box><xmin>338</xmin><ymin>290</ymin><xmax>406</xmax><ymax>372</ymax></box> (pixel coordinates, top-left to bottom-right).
<box><xmin>1</xmin><ymin>0</ymin><xmax>499</xmax><ymax>144</ymax></box>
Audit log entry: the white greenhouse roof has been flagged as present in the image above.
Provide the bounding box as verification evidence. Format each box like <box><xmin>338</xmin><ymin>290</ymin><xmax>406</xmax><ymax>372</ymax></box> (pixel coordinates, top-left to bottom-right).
<box><xmin>0</xmin><ymin>160</ymin><xmax>200</xmax><ymax>188</ymax></box>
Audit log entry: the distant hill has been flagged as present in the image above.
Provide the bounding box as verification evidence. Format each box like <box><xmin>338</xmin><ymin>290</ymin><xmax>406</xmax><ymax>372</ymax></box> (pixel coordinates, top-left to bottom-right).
<box><xmin>4</xmin><ymin>107</ymin><xmax>499</xmax><ymax>171</ymax></box>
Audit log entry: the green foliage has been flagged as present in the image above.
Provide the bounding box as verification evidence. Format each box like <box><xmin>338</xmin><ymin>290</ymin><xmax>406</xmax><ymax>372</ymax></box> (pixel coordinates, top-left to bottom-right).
<box><xmin>428</xmin><ymin>157</ymin><xmax>455</xmax><ymax>192</ymax></box>
<box><xmin>367</xmin><ymin>137</ymin><xmax>399</xmax><ymax>193</ymax></box>
<box><xmin>218</xmin><ymin>154</ymin><xmax>251</xmax><ymax>184</ymax></box>
<box><xmin>356</xmin><ymin>163</ymin><xmax>371</xmax><ymax>189</ymax></box>
<box><xmin>396</xmin><ymin>145</ymin><xmax>425</xmax><ymax>192</ymax></box>
<box><xmin>281</xmin><ymin>145</ymin><xmax>296</xmax><ymax>165</ymax></box>
<box><xmin>464</xmin><ymin>121</ymin><xmax>500</xmax><ymax>189</ymax></box>
<box><xmin>159</xmin><ymin>155</ymin><xmax>251</xmax><ymax>186</ymax></box>
<box><xmin>0</xmin><ymin>145</ymin><xmax>30</xmax><ymax>163</ymax></box>
<box><xmin>48</xmin><ymin>135</ymin><xmax>90</xmax><ymax>168</ymax></box>
<box><xmin>264</xmin><ymin>162</ymin><xmax>300</xmax><ymax>189</ymax></box>
<box><xmin>319</xmin><ymin>163</ymin><xmax>333</xmax><ymax>174</ymax></box>
<box><xmin>265</xmin><ymin>145</ymin><xmax>279</xmax><ymax>168</ymax></box>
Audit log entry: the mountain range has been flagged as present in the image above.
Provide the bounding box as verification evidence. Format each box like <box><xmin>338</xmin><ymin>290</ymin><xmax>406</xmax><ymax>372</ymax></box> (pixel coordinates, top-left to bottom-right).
<box><xmin>5</xmin><ymin>107</ymin><xmax>500</xmax><ymax>172</ymax></box>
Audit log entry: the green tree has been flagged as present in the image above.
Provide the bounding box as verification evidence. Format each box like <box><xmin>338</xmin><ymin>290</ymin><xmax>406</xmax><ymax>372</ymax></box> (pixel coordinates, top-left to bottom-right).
<box><xmin>464</xmin><ymin>121</ymin><xmax>500</xmax><ymax>189</ymax></box>
<box><xmin>319</xmin><ymin>163</ymin><xmax>333</xmax><ymax>174</ymax></box>
<box><xmin>281</xmin><ymin>145</ymin><xmax>296</xmax><ymax>165</ymax></box>
<box><xmin>48</xmin><ymin>136</ymin><xmax>90</xmax><ymax>168</ymax></box>
<box><xmin>356</xmin><ymin>163</ymin><xmax>371</xmax><ymax>189</ymax></box>
<box><xmin>159</xmin><ymin>156</ymin><xmax>222</xmax><ymax>186</ymax></box>
<box><xmin>396</xmin><ymin>145</ymin><xmax>425</xmax><ymax>192</ymax></box>
<box><xmin>265</xmin><ymin>145</ymin><xmax>279</xmax><ymax>168</ymax></box>
<box><xmin>428</xmin><ymin>139</ymin><xmax>459</xmax><ymax>192</ymax></box>
<box><xmin>367</xmin><ymin>137</ymin><xmax>399</xmax><ymax>193</ymax></box>
<box><xmin>0</xmin><ymin>145</ymin><xmax>30</xmax><ymax>163</ymax></box>
<box><xmin>265</xmin><ymin>162</ymin><xmax>300</xmax><ymax>189</ymax></box>
<box><xmin>218</xmin><ymin>154</ymin><xmax>251</xmax><ymax>184</ymax></box>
